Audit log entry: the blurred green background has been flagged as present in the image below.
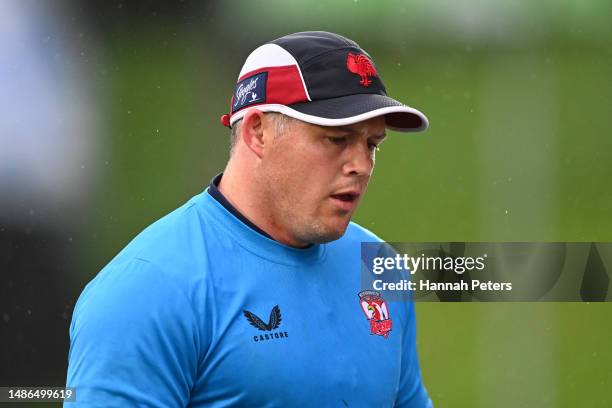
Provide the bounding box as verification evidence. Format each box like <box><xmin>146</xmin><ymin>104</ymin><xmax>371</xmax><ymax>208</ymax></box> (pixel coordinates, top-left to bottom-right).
<box><xmin>2</xmin><ymin>0</ymin><xmax>612</xmax><ymax>407</ymax></box>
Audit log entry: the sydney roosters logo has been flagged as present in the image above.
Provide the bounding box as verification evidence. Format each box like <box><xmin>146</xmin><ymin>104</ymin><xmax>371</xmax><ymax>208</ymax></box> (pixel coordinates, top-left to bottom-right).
<box><xmin>346</xmin><ymin>53</ymin><xmax>378</xmax><ymax>87</ymax></box>
<box><xmin>358</xmin><ymin>290</ymin><xmax>392</xmax><ymax>339</ymax></box>
<box><xmin>243</xmin><ymin>305</ymin><xmax>288</xmax><ymax>342</ymax></box>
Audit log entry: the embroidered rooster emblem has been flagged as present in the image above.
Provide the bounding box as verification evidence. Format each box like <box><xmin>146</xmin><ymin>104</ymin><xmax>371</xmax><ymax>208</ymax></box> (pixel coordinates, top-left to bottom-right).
<box><xmin>346</xmin><ymin>53</ymin><xmax>378</xmax><ymax>87</ymax></box>
<box><xmin>243</xmin><ymin>305</ymin><xmax>282</xmax><ymax>331</ymax></box>
<box><xmin>358</xmin><ymin>291</ymin><xmax>392</xmax><ymax>339</ymax></box>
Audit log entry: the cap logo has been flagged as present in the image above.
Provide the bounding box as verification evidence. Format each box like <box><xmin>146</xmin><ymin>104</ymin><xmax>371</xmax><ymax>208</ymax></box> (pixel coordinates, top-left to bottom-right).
<box><xmin>232</xmin><ymin>72</ymin><xmax>267</xmax><ymax>113</ymax></box>
<box><xmin>346</xmin><ymin>53</ymin><xmax>377</xmax><ymax>87</ymax></box>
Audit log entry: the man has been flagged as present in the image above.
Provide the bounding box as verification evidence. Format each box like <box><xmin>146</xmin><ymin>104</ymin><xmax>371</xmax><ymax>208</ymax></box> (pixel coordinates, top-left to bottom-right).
<box><xmin>66</xmin><ymin>31</ymin><xmax>432</xmax><ymax>407</ymax></box>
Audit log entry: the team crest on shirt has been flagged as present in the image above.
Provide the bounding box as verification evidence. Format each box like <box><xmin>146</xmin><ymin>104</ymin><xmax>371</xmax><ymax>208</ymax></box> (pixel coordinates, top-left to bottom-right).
<box><xmin>358</xmin><ymin>290</ymin><xmax>392</xmax><ymax>339</ymax></box>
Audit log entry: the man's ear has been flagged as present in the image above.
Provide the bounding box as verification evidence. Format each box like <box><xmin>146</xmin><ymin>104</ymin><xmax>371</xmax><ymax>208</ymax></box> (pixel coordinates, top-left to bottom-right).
<box><xmin>240</xmin><ymin>110</ymin><xmax>266</xmax><ymax>159</ymax></box>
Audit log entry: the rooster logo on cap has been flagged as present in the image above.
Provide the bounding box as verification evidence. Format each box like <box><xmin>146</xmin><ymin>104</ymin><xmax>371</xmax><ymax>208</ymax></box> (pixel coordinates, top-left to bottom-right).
<box><xmin>346</xmin><ymin>53</ymin><xmax>378</xmax><ymax>87</ymax></box>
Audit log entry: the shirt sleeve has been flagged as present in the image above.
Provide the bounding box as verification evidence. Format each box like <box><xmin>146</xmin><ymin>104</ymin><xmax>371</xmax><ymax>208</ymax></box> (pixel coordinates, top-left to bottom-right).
<box><xmin>394</xmin><ymin>300</ymin><xmax>433</xmax><ymax>408</ymax></box>
<box><xmin>65</xmin><ymin>259</ymin><xmax>201</xmax><ymax>407</ymax></box>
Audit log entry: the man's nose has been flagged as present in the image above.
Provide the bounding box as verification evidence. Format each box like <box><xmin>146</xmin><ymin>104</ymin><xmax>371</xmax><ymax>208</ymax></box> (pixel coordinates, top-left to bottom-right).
<box><xmin>342</xmin><ymin>142</ymin><xmax>374</xmax><ymax>177</ymax></box>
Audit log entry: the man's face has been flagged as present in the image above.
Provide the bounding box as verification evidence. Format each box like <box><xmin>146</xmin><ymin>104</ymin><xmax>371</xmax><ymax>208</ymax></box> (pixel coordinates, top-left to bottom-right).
<box><xmin>259</xmin><ymin>115</ymin><xmax>386</xmax><ymax>247</ymax></box>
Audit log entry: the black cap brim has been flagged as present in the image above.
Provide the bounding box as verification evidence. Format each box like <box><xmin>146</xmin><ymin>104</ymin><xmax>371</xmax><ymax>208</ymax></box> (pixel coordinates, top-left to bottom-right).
<box><xmin>286</xmin><ymin>93</ymin><xmax>428</xmax><ymax>132</ymax></box>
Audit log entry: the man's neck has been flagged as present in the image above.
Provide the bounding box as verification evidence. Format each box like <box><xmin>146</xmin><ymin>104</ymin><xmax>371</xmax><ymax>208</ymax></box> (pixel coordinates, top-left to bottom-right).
<box><xmin>208</xmin><ymin>173</ymin><xmax>273</xmax><ymax>240</ymax></box>
<box><xmin>218</xmin><ymin>164</ymin><xmax>310</xmax><ymax>248</ymax></box>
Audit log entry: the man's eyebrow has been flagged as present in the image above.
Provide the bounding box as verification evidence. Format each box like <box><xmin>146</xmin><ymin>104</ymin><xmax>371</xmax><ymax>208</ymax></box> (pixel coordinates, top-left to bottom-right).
<box><xmin>332</xmin><ymin>126</ymin><xmax>387</xmax><ymax>139</ymax></box>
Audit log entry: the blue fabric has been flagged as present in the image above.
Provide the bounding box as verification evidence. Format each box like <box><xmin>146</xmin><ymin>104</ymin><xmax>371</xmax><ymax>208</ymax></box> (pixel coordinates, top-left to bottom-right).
<box><xmin>65</xmin><ymin>190</ymin><xmax>432</xmax><ymax>407</ymax></box>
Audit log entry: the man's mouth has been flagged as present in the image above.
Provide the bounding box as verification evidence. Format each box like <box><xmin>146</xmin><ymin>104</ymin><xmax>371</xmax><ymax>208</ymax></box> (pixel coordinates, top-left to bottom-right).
<box><xmin>329</xmin><ymin>191</ymin><xmax>361</xmax><ymax>211</ymax></box>
<box><xmin>330</xmin><ymin>192</ymin><xmax>359</xmax><ymax>202</ymax></box>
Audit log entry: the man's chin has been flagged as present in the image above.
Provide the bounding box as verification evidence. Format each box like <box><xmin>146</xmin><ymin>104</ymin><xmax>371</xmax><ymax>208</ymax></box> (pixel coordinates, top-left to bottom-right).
<box><xmin>304</xmin><ymin>220</ymin><xmax>351</xmax><ymax>244</ymax></box>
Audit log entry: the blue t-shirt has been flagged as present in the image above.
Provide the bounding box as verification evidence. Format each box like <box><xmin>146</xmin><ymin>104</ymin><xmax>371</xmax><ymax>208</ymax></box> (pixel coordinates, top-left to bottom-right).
<box><xmin>65</xmin><ymin>189</ymin><xmax>432</xmax><ymax>407</ymax></box>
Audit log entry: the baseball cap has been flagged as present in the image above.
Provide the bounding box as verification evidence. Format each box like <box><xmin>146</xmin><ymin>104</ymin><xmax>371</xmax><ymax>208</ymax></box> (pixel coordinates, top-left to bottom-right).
<box><xmin>220</xmin><ymin>31</ymin><xmax>428</xmax><ymax>132</ymax></box>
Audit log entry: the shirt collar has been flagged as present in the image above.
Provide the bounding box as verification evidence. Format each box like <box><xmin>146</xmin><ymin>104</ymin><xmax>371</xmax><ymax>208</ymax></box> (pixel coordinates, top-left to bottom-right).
<box><xmin>207</xmin><ymin>173</ymin><xmax>274</xmax><ymax>240</ymax></box>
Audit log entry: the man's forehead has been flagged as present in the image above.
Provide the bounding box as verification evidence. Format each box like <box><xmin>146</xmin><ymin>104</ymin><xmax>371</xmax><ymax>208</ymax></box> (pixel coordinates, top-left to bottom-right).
<box><xmin>323</xmin><ymin>117</ymin><xmax>387</xmax><ymax>137</ymax></box>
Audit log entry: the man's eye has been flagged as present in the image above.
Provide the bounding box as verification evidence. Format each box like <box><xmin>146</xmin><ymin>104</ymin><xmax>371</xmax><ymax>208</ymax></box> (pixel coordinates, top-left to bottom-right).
<box><xmin>327</xmin><ymin>137</ymin><xmax>347</xmax><ymax>145</ymax></box>
<box><xmin>369</xmin><ymin>143</ymin><xmax>380</xmax><ymax>152</ymax></box>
